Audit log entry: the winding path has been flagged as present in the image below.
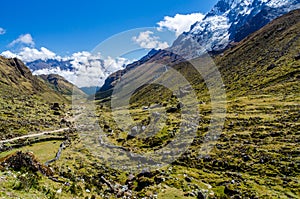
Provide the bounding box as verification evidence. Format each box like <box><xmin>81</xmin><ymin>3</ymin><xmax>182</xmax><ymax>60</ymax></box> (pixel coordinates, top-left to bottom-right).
<box><xmin>0</xmin><ymin>128</ymin><xmax>70</xmax><ymax>144</ymax></box>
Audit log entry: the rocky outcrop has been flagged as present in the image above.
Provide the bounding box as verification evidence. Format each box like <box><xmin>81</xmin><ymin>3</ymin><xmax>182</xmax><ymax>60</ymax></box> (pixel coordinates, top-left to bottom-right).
<box><xmin>0</xmin><ymin>151</ymin><xmax>53</xmax><ymax>176</ymax></box>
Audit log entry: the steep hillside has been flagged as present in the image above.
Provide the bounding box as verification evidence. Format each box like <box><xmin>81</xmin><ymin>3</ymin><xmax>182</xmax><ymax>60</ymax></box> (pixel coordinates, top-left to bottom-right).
<box><xmin>95</xmin><ymin>49</ymin><xmax>186</xmax><ymax>100</ymax></box>
<box><xmin>39</xmin><ymin>74</ymin><xmax>87</xmax><ymax>98</ymax></box>
<box><xmin>90</xmin><ymin>9</ymin><xmax>300</xmax><ymax>198</ymax></box>
<box><xmin>216</xmin><ymin>8</ymin><xmax>300</xmax><ymax>96</ymax></box>
<box><xmin>0</xmin><ymin>56</ymin><xmax>69</xmax><ymax>140</ymax></box>
<box><xmin>0</xmin><ymin>56</ymin><xmax>67</xmax><ymax>102</ymax></box>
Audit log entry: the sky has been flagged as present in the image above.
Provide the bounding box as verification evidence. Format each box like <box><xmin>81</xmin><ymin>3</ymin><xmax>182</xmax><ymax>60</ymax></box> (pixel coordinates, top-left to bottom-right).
<box><xmin>0</xmin><ymin>0</ymin><xmax>218</xmax><ymax>88</ymax></box>
<box><xmin>0</xmin><ymin>0</ymin><xmax>217</xmax><ymax>55</ymax></box>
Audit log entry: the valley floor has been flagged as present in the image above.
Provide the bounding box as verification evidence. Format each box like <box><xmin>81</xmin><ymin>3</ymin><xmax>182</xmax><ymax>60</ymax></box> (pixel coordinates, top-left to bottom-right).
<box><xmin>0</xmin><ymin>93</ymin><xmax>299</xmax><ymax>199</ymax></box>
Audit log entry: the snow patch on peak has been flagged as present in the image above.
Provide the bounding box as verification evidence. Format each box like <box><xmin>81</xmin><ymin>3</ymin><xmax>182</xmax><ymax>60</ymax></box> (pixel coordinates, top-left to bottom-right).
<box><xmin>172</xmin><ymin>0</ymin><xmax>300</xmax><ymax>54</ymax></box>
<box><xmin>266</xmin><ymin>0</ymin><xmax>290</xmax><ymax>8</ymax></box>
<box><xmin>188</xmin><ymin>15</ymin><xmax>230</xmax><ymax>52</ymax></box>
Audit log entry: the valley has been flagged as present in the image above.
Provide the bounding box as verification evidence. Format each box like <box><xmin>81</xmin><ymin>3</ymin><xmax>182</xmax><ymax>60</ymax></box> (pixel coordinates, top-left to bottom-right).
<box><xmin>0</xmin><ymin>1</ymin><xmax>299</xmax><ymax>199</ymax></box>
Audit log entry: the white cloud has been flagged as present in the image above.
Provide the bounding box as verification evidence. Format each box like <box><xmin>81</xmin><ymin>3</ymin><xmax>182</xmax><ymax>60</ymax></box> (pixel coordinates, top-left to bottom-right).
<box><xmin>9</xmin><ymin>34</ymin><xmax>35</xmax><ymax>47</ymax></box>
<box><xmin>1</xmin><ymin>50</ymin><xmax>18</xmax><ymax>59</ymax></box>
<box><xmin>157</xmin><ymin>13</ymin><xmax>205</xmax><ymax>36</ymax></box>
<box><xmin>1</xmin><ymin>47</ymin><xmax>59</xmax><ymax>62</ymax></box>
<box><xmin>0</xmin><ymin>27</ymin><xmax>6</xmax><ymax>35</ymax></box>
<box><xmin>33</xmin><ymin>67</ymin><xmax>76</xmax><ymax>84</ymax></box>
<box><xmin>132</xmin><ymin>31</ymin><xmax>169</xmax><ymax>50</ymax></box>
<box><xmin>30</xmin><ymin>50</ymin><xmax>132</xmax><ymax>88</ymax></box>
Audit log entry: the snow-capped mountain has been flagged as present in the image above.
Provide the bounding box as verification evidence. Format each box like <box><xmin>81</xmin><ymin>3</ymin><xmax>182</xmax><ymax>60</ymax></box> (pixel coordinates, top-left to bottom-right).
<box><xmin>172</xmin><ymin>0</ymin><xmax>300</xmax><ymax>55</ymax></box>
<box><xmin>27</xmin><ymin>59</ymin><xmax>74</xmax><ymax>71</ymax></box>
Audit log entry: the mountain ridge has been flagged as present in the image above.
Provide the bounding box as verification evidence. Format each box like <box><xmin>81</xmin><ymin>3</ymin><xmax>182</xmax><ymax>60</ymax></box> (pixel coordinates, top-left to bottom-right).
<box><xmin>96</xmin><ymin>6</ymin><xmax>300</xmax><ymax>99</ymax></box>
<box><xmin>0</xmin><ymin>56</ymin><xmax>71</xmax><ymax>140</ymax></box>
<box><xmin>38</xmin><ymin>74</ymin><xmax>87</xmax><ymax>98</ymax></box>
<box><xmin>0</xmin><ymin>56</ymin><xmax>67</xmax><ymax>102</ymax></box>
<box><xmin>172</xmin><ymin>0</ymin><xmax>300</xmax><ymax>55</ymax></box>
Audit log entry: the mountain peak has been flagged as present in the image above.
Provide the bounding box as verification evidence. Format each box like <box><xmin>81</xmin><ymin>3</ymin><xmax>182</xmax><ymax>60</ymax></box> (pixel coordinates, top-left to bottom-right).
<box><xmin>172</xmin><ymin>0</ymin><xmax>300</xmax><ymax>54</ymax></box>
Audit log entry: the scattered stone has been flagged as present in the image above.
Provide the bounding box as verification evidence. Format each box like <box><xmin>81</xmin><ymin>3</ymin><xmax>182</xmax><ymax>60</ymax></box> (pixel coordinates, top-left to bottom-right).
<box><xmin>294</xmin><ymin>53</ymin><xmax>300</xmax><ymax>60</ymax></box>
<box><xmin>166</xmin><ymin>107</ymin><xmax>178</xmax><ymax>113</ymax></box>
<box><xmin>51</xmin><ymin>102</ymin><xmax>60</xmax><ymax>111</ymax></box>
<box><xmin>57</xmin><ymin>188</ymin><xmax>62</xmax><ymax>194</ymax></box>
<box><xmin>243</xmin><ymin>155</ymin><xmax>251</xmax><ymax>162</ymax></box>
<box><xmin>127</xmin><ymin>174</ymin><xmax>135</xmax><ymax>181</ymax></box>
<box><xmin>224</xmin><ymin>184</ymin><xmax>240</xmax><ymax>195</ymax></box>
<box><xmin>185</xmin><ymin>176</ymin><xmax>192</xmax><ymax>182</ymax></box>
<box><xmin>197</xmin><ymin>190</ymin><xmax>205</xmax><ymax>199</ymax></box>
<box><xmin>53</xmin><ymin>111</ymin><xmax>60</xmax><ymax>116</ymax></box>
<box><xmin>267</xmin><ymin>63</ymin><xmax>276</xmax><ymax>71</ymax></box>
<box><xmin>143</xmin><ymin>106</ymin><xmax>149</xmax><ymax>110</ymax></box>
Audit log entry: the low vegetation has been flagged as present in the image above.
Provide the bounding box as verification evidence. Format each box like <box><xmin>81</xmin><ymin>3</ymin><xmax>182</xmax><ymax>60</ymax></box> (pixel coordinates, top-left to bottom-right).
<box><xmin>0</xmin><ymin>9</ymin><xmax>299</xmax><ymax>199</ymax></box>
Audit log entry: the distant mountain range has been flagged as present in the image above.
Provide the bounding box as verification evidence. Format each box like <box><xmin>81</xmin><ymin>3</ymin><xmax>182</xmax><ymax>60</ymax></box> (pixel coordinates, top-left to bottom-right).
<box><xmin>26</xmin><ymin>59</ymin><xmax>73</xmax><ymax>71</ymax></box>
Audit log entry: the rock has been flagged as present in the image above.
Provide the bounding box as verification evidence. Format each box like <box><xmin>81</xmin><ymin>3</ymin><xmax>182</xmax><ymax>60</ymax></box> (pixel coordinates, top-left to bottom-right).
<box><xmin>185</xmin><ymin>176</ymin><xmax>192</xmax><ymax>182</ymax></box>
<box><xmin>130</xmin><ymin>126</ymin><xmax>139</xmax><ymax>136</ymax></box>
<box><xmin>51</xmin><ymin>102</ymin><xmax>60</xmax><ymax>111</ymax></box>
<box><xmin>294</xmin><ymin>53</ymin><xmax>300</xmax><ymax>60</ymax></box>
<box><xmin>154</xmin><ymin>176</ymin><xmax>165</xmax><ymax>184</ymax></box>
<box><xmin>152</xmin><ymin>112</ymin><xmax>161</xmax><ymax>118</ymax></box>
<box><xmin>224</xmin><ymin>184</ymin><xmax>239</xmax><ymax>195</ymax></box>
<box><xmin>267</xmin><ymin>63</ymin><xmax>276</xmax><ymax>71</ymax></box>
<box><xmin>243</xmin><ymin>155</ymin><xmax>251</xmax><ymax>162</ymax></box>
<box><xmin>57</xmin><ymin>188</ymin><xmax>62</xmax><ymax>194</ymax></box>
<box><xmin>127</xmin><ymin>174</ymin><xmax>135</xmax><ymax>181</ymax></box>
<box><xmin>177</xmin><ymin>102</ymin><xmax>183</xmax><ymax>109</ymax></box>
<box><xmin>143</xmin><ymin>106</ymin><xmax>149</xmax><ymax>110</ymax></box>
<box><xmin>197</xmin><ymin>190</ymin><xmax>205</xmax><ymax>199</ymax></box>
<box><xmin>203</xmin><ymin>155</ymin><xmax>212</xmax><ymax>162</ymax></box>
<box><xmin>0</xmin><ymin>151</ymin><xmax>53</xmax><ymax>176</ymax></box>
<box><xmin>54</xmin><ymin>111</ymin><xmax>61</xmax><ymax>116</ymax></box>
<box><xmin>166</xmin><ymin>107</ymin><xmax>178</xmax><ymax>113</ymax></box>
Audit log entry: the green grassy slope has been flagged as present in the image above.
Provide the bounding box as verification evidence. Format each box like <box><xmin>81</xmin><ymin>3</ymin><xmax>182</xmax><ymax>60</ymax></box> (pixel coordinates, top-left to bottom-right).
<box><xmin>39</xmin><ymin>74</ymin><xmax>87</xmax><ymax>100</ymax></box>
<box><xmin>91</xmin><ymin>9</ymin><xmax>300</xmax><ymax>198</ymax></box>
<box><xmin>0</xmin><ymin>9</ymin><xmax>299</xmax><ymax>199</ymax></box>
<box><xmin>0</xmin><ymin>56</ymin><xmax>70</xmax><ymax>140</ymax></box>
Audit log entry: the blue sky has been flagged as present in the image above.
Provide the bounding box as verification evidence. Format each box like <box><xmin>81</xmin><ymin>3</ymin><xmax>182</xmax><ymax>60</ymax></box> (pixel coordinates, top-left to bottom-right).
<box><xmin>0</xmin><ymin>0</ymin><xmax>217</xmax><ymax>55</ymax></box>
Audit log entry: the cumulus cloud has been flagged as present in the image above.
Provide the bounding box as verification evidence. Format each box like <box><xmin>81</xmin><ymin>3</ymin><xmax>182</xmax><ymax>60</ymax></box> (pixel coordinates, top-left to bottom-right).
<box><xmin>1</xmin><ymin>50</ymin><xmax>17</xmax><ymax>59</ymax></box>
<box><xmin>1</xmin><ymin>47</ymin><xmax>59</xmax><ymax>62</ymax></box>
<box><xmin>157</xmin><ymin>13</ymin><xmax>205</xmax><ymax>36</ymax></box>
<box><xmin>0</xmin><ymin>27</ymin><xmax>6</xmax><ymax>35</ymax></box>
<box><xmin>33</xmin><ymin>67</ymin><xmax>77</xmax><ymax>85</ymax></box>
<box><xmin>1</xmin><ymin>36</ymin><xmax>133</xmax><ymax>87</ymax></box>
<box><xmin>30</xmin><ymin>50</ymin><xmax>131</xmax><ymax>88</ymax></box>
<box><xmin>132</xmin><ymin>31</ymin><xmax>169</xmax><ymax>50</ymax></box>
<box><xmin>9</xmin><ymin>34</ymin><xmax>35</xmax><ymax>47</ymax></box>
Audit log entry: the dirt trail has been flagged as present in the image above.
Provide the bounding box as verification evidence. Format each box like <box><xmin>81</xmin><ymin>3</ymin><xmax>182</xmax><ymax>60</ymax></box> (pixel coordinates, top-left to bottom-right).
<box><xmin>0</xmin><ymin>128</ymin><xmax>70</xmax><ymax>144</ymax></box>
